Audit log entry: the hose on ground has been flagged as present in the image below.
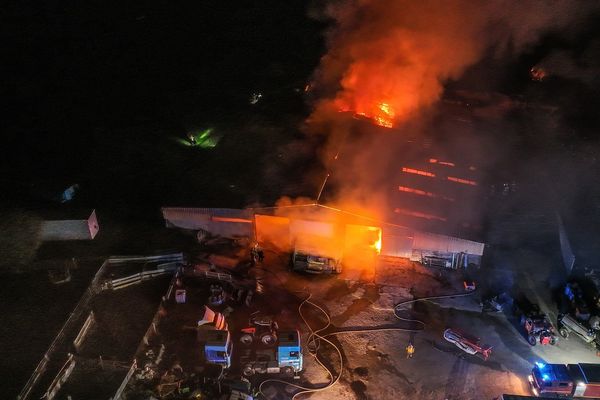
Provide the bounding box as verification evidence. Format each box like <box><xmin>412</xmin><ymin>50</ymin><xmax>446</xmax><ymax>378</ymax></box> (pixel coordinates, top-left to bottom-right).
<box><xmin>258</xmin><ymin>288</ymin><xmax>476</xmax><ymax>399</ymax></box>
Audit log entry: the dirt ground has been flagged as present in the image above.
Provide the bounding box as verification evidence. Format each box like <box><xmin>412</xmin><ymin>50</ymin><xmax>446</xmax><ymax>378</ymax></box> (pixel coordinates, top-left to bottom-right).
<box><xmin>251</xmin><ymin>250</ymin><xmax>590</xmax><ymax>400</ymax></box>
<box><xmin>256</xmin><ymin>163</ymin><xmax>600</xmax><ymax>400</ymax></box>
<box><xmin>247</xmin><ymin>253</ymin><xmax>530</xmax><ymax>400</ymax></box>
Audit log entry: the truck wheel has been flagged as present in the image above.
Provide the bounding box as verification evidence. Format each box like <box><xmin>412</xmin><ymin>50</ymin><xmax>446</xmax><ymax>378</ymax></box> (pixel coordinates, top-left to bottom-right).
<box><xmin>260</xmin><ymin>332</ymin><xmax>277</xmax><ymax>346</ymax></box>
<box><xmin>282</xmin><ymin>367</ymin><xmax>294</xmax><ymax>378</ymax></box>
<box><xmin>528</xmin><ymin>335</ymin><xmax>537</xmax><ymax>346</ymax></box>
<box><xmin>559</xmin><ymin>327</ymin><xmax>569</xmax><ymax>338</ymax></box>
<box><xmin>242</xmin><ymin>365</ymin><xmax>254</xmax><ymax>377</ymax></box>
<box><xmin>240</xmin><ymin>334</ymin><xmax>253</xmax><ymax>345</ymax></box>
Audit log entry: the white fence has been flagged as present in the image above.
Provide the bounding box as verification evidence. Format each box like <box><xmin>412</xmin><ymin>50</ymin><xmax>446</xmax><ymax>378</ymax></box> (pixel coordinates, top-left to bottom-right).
<box><xmin>112</xmin><ymin>359</ymin><xmax>137</xmax><ymax>400</ymax></box>
<box><xmin>102</xmin><ymin>262</ymin><xmax>181</xmax><ymax>291</ymax></box>
<box><xmin>18</xmin><ymin>254</ymin><xmax>183</xmax><ymax>400</ymax></box>
<box><xmin>108</xmin><ymin>253</ymin><xmax>184</xmax><ymax>265</ymax></box>
<box><xmin>73</xmin><ymin>311</ymin><xmax>95</xmax><ymax>351</ymax></box>
<box><xmin>45</xmin><ymin>354</ymin><xmax>76</xmax><ymax>400</ymax></box>
<box><xmin>17</xmin><ymin>259</ymin><xmax>109</xmax><ymax>400</ymax></box>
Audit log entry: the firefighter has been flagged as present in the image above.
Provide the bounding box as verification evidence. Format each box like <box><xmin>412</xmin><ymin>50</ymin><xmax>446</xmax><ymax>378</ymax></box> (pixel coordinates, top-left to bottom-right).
<box><xmin>406</xmin><ymin>342</ymin><xmax>415</xmax><ymax>358</ymax></box>
<box><xmin>251</xmin><ymin>243</ymin><xmax>264</xmax><ymax>264</ymax></box>
<box><xmin>257</xmin><ymin>247</ymin><xmax>264</xmax><ymax>262</ymax></box>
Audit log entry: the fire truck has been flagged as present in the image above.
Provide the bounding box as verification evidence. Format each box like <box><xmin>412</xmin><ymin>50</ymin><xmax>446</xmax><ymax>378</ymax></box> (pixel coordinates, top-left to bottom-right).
<box><xmin>529</xmin><ymin>361</ymin><xmax>600</xmax><ymax>398</ymax></box>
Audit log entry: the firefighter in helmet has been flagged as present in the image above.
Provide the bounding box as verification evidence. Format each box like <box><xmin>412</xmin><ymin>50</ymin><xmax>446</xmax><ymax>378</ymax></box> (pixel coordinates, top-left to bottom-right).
<box><xmin>406</xmin><ymin>342</ymin><xmax>415</xmax><ymax>358</ymax></box>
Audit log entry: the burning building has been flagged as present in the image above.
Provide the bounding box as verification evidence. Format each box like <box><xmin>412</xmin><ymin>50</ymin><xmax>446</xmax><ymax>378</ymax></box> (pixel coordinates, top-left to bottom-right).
<box><xmin>161</xmin><ymin>204</ymin><xmax>484</xmax><ymax>272</ymax></box>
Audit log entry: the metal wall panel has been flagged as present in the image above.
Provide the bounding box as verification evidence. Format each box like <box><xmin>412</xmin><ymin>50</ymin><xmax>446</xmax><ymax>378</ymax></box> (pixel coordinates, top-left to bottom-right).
<box><xmin>412</xmin><ymin>231</ymin><xmax>484</xmax><ymax>255</ymax></box>
<box><xmin>289</xmin><ymin>219</ymin><xmax>335</xmax><ymax>238</ymax></box>
<box><xmin>255</xmin><ymin>214</ymin><xmax>291</xmax><ymax>250</ymax></box>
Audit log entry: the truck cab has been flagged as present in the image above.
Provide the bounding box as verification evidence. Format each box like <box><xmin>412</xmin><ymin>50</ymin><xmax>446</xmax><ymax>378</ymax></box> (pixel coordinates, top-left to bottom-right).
<box><xmin>528</xmin><ymin>362</ymin><xmax>573</xmax><ymax>397</ymax></box>
<box><xmin>205</xmin><ymin>329</ymin><xmax>232</xmax><ymax>368</ymax></box>
<box><xmin>240</xmin><ymin>329</ymin><xmax>303</xmax><ymax>377</ymax></box>
<box><xmin>277</xmin><ymin>330</ymin><xmax>303</xmax><ymax>373</ymax></box>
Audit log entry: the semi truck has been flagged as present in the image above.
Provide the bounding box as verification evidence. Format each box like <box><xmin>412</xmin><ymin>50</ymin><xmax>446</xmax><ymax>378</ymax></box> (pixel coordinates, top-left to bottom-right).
<box><xmin>240</xmin><ymin>330</ymin><xmax>303</xmax><ymax>377</ymax></box>
<box><xmin>529</xmin><ymin>361</ymin><xmax>600</xmax><ymax>398</ymax></box>
<box><xmin>205</xmin><ymin>329</ymin><xmax>233</xmax><ymax>368</ymax></box>
<box><xmin>204</xmin><ymin>329</ymin><xmax>303</xmax><ymax>378</ymax></box>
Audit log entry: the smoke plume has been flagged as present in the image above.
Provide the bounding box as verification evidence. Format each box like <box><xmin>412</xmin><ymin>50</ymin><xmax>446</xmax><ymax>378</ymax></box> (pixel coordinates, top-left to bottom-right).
<box><xmin>311</xmin><ymin>0</ymin><xmax>589</xmax><ymax>128</ymax></box>
<box><xmin>303</xmin><ymin>0</ymin><xmax>595</xmax><ymax>234</ymax></box>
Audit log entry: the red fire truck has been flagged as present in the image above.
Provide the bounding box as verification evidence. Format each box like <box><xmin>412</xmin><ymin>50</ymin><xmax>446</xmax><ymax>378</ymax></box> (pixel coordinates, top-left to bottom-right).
<box><xmin>529</xmin><ymin>362</ymin><xmax>600</xmax><ymax>398</ymax></box>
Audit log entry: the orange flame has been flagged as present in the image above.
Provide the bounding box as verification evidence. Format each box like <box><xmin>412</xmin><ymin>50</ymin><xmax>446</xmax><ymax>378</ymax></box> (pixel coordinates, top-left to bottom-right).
<box><xmin>368</xmin><ymin>226</ymin><xmax>382</xmax><ymax>254</ymax></box>
<box><xmin>401</xmin><ymin>167</ymin><xmax>436</xmax><ymax>177</ymax></box>
<box><xmin>339</xmin><ymin>102</ymin><xmax>396</xmax><ymax>128</ymax></box>
<box><xmin>447</xmin><ymin>176</ymin><xmax>477</xmax><ymax>186</ymax></box>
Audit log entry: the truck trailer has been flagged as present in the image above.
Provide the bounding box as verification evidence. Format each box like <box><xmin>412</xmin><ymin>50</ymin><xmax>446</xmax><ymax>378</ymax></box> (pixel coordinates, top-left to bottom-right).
<box><xmin>529</xmin><ymin>361</ymin><xmax>600</xmax><ymax>398</ymax></box>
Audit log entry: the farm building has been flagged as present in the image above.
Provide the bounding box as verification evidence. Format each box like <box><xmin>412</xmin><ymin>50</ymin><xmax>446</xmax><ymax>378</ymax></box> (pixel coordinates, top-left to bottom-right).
<box><xmin>161</xmin><ymin>204</ymin><xmax>484</xmax><ymax>269</ymax></box>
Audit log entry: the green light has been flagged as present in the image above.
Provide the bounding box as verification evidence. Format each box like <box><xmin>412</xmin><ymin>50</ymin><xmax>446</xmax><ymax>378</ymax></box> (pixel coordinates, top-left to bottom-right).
<box><xmin>190</xmin><ymin>128</ymin><xmax>219</xmax><ymax>148</ymax></box>
<box><xmin>174</xmin><ymin>128</ymin><xmax>220</xmax><ymax>149</ymax></box>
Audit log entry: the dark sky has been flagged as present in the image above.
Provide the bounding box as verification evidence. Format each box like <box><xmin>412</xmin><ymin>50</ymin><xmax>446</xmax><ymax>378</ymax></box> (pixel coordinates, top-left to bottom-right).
<box><xmin>2</xmin><ymin>2</ymin><xmax>599</xmax><ymax>228</ymax></box>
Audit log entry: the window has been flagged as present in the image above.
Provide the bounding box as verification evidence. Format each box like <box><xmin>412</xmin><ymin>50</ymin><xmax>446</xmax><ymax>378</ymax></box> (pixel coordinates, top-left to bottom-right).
<box><xmin>289</xmin><ymin>351</ymin><xmax>299</xmax><ymax>358</ymax></box>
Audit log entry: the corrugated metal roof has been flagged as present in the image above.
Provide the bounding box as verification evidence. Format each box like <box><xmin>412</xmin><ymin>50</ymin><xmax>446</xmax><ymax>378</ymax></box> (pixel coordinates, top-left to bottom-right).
<box><xmin>162</xmin><ymin>205</ymin><xmax>485</xmax><ymax>256</ymax></box>
<box><xmin>413</xmin><ymin>231</ymin><xmax>484</xmax><ymax>256</ymax></box>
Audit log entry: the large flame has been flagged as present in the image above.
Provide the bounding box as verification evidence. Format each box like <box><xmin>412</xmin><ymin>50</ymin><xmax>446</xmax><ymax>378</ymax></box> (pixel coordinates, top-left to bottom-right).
<box><xmin>368</xmin><ymin>226</ymin><xmax>382</xmax><ymax>254</ymax></box>
<box><xmin>313</xmin><ymin>1</ymin><xmax>583</xmax><ymax>131</ymax></box>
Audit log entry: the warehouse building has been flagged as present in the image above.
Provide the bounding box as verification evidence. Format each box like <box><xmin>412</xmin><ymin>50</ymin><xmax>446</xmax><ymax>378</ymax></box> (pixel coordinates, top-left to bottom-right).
<box><xmin>161</xmin><ymin>204</ymin><xmax>484</xmax><ymax>269</ymax></box>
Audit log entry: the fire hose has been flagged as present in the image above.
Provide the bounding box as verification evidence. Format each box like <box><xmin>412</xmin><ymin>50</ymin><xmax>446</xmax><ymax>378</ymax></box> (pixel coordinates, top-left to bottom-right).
<box><xmin>258</xmin><ymin>288</ymin><xmax>476</xmax><ymax>399</ymax></box>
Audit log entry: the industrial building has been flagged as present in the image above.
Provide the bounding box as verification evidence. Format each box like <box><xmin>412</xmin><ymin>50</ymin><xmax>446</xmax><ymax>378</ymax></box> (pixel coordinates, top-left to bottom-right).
<box><xmin>161</xmin><ymin>204</ymin><xmax>484</xmax><ymax>269</ymax></box>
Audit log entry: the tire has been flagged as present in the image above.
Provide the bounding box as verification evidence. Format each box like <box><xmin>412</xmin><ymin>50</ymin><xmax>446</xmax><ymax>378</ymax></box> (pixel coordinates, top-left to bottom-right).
<box><xmin>550</xmin><ymin>336</ymin><xmax>557</xmax><ymax>345</ymax></box>
<box><xmin>242</xmin><ymin>365</ymin><xmax>254</xmax><ymax>377</ymax></box>
<box><xmin>559</xmin><ymin>327</ymin><xmax>569</xmax><ymax>338</ymax></box>
<box><xmin>282</xmin><ymin>366</ymin><xmax>294</xmax><ymax>378</ymax></box>
<box><xmin>260</xmin><ymin>332</ymin><xmax>277</xmax><ymax>346</ymax></box>
<box><xmin>240</xmin><ymin>334</ymin><xmax>253</xmax><ymax>345</ymax></box>
<box><xmin>528</xmin><ymin>335</ymin><xmax>537</xmax><ymax>346</ymax></box>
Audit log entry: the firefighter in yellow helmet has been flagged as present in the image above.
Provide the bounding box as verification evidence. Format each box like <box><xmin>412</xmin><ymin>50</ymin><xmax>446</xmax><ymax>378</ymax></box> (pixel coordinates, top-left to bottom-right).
<box><xmin>406</xmin><ymin>342</ymin><xmax>415</xmax><ymax>358</ymax></box>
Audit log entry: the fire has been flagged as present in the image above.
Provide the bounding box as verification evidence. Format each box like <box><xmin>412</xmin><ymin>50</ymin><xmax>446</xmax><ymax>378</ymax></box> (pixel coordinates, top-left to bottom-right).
<box><xmin>339</xmin><ymin>102</ymin><xmax>395</xmax><ymax>128</ymax></box>
<box><xmin>367</xmin><ymin>226</ymin><xmax>382</xmax><ymax>254</ymax></box>
<box><xmin>429</xmin><ymin>159</ymin><xmax>456</xmax><ymax>167</ymax></box>
<box><xmin>447</xmin><ymin>176</ymin><xmax>477</xmax><ymax>186</ymax></box>
<box><xmin>398</xmin><ymin>186</ymin><xmax>455</xmax><ymax>201</ymax></box>
<box><xmin>401</xmin><ymin>167</ymin><xmax>435</xmax><ymax>177</ymax></box>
